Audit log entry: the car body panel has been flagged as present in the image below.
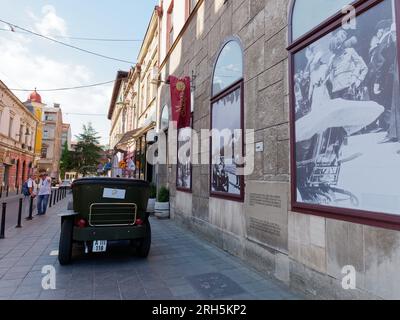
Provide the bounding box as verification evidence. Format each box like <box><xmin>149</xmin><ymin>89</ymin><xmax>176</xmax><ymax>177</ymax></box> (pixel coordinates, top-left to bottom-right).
<box><xmin>69</xmin><ymin>177</ymin><xmax>150</xmax><ymax>242</ymax></box>
<box><xmin>73</xmin><ymin>225</ymin><xmax>146</xmax><ymax>241</ymax></box>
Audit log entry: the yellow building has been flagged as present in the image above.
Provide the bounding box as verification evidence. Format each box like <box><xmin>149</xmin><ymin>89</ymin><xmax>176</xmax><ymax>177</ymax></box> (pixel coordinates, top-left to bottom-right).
<box><xmin>23</xmin><ymin>90</ymin><xmax>46</xmax><ymax>167</ymax></box>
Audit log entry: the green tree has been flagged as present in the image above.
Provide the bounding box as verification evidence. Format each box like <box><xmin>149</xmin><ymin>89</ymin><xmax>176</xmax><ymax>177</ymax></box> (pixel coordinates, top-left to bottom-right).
<box><xmin>74</xmin><ymin>123</ymin><xmax>102</xmax><ymax>176</ymax></box>
<box><xmin>60</xmin><ymin>141</ymin><xmax>73</xmax><ymax>179</ymax></box>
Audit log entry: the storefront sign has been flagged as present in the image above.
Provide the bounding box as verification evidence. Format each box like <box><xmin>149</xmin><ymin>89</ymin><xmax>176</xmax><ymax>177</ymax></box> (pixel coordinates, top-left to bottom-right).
<box><xmin>118</xmin><ymin>160</ymin><xmax>127</xmax><ymax>169</ymax></box>
<box><xmin>169</xmin><ymin>76</ymin><xmax>191</xmax><ymax>129</ymax></box>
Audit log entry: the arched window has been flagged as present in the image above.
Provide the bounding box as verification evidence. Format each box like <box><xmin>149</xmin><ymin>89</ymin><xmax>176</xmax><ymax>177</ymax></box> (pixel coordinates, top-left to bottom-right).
<box><xmin>122</xmin><ymin>107</ymin><xmax>127</xmax><ymax>133</ymax></box>
<box><xmin>15</xmin><ymin>159</ymin><xmax>20</xmax><ymax>188</ymax></box>
<box><xmin>21</xmin><ymin>161</ymin><xmax>26</xmax><ymax>186</ymax></box>
<box><xmin>212</xmin><ymin>40</ymin><xmax>243</xmax><ymax>96</ymax></box>
<box><xmin>291</xmin><ymin>0</ymin><xmax>352</xmax><ymax>40</ymax></box>
<box><xmin>289</xmin><ymin>0</ymin><xmax>400</xmax><ymax>229</ymax></box>
<box><xmin>210</xmin><ymin>38</ymin><xmax>244</xmax><ymax>201</ymax></box>
<box><xmin>160</xmin><ymin>105</ymin><xmax>169</xmax><ymax>131</ymax></box>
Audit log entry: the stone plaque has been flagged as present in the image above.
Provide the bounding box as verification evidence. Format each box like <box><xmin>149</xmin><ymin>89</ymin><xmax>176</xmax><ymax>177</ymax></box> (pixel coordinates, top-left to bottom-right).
<box><xmin>245</xmin><ymin>181</ymin><xmax>289</xmax><ymax>252</ymax></box>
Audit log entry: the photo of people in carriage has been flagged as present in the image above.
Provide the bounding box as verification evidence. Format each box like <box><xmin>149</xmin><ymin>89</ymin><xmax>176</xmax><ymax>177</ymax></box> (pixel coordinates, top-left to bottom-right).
<box><xmin>177</xmin><ymin>128</ymin><xmax>192</xmax><ymax>190</ymax></box>
<box><xmin>293</xmin><ymin>0</ymin><xmax>400</xmax><ymax>215</ymax></box>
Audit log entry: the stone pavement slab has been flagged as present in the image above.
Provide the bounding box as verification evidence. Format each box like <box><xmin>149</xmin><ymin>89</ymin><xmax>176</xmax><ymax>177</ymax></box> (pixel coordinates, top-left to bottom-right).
<box><xmin>0</xmin><ymin>195</ymin><xmax>305</xmax><ymax>300</ymax></box>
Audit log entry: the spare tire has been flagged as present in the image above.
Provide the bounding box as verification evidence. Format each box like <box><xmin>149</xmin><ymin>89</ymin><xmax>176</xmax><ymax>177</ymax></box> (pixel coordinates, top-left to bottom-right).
<box><xmin>137</xmin><ymin>221</ymin><xmax>151</xmax><ymax>258</ymax></box>
<box><xmin>59</xmin><ymin>218</ymin><xmax>74</xmax><ymax>265</ymax></box>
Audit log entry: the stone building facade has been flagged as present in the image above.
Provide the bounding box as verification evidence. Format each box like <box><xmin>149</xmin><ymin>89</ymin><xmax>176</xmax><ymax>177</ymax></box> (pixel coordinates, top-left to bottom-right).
<box><xmin>153</xmin><ymin>0</ymin><xmax>400</xmax><ymax>299</ymax></box>
<box><xmin>0</xmin><ymin>81</ymin><xmax>39</xmax><ymax>191</ymax></box>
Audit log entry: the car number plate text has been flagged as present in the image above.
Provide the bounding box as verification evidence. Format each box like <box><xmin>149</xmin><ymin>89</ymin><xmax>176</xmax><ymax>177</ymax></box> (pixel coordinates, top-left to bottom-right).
<box><xmin>103</xmin><ymin>188</ymin><xmax>126</xmax><ymax>199</ymax></box>
<box><xmin>93</xmin><ymin>241</ymin><xmax>107</xmax><ymax>253</ymax></box>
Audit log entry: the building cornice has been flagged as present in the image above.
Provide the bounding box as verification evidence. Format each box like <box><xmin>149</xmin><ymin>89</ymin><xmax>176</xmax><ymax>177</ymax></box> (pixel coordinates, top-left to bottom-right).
<box><xmin>0</xmin><ymin>80</ymin><xmax>40</xmax><ymax>123</ymax></box>
<box><xmin>0</xmin><ymin>139</ymin><xmax>36</xmax><ymax>157</ymax></box>
<box><xmin>138</xmin><ymin>10</ymin><xmax>159</xmax><ymax>65</ymax></box>
<box><xmin>107</xmin><ymin>71</ymin><xmax>129</xmax><ymax>120</ymax></box>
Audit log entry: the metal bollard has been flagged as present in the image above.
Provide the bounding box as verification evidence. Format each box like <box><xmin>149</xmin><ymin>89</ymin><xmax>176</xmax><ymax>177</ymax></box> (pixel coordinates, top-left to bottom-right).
<box><xmin>26</xmin><ymin>197</ymin><xmax>33</xmax><ymax>221</ymax></box>
<box><xmin>49</xmin><ymin>191</ymin><xmax>53</xmax><ymax>208</ymax></box>
<box><xmin>16</xmin><ymin>198</ymin><xmax>23</xmax><ymax>228</ymax></box>
<box><xmin>1</xmin><ymin>203</ymin><xmax>6</xmax><ymax>239</ymax></box>
<box><xmin>53</xmin><ymin>189</ymin><xmax>56</xmax><ymax>206</ymax></box>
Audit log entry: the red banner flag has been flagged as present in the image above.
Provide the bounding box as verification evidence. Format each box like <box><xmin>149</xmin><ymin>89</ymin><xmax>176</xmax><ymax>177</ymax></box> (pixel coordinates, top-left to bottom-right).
<box><xmin>169</xmin><ymin>76</ymin><xmax>191</xmax><ymax>129</ymax></box>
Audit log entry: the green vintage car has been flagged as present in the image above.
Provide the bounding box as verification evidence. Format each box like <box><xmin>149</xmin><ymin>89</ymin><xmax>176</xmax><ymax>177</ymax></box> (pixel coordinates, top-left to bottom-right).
<box><xmin>58</xmin><ymin>177</ymin><xmax>151</xmax><ymax>265</ymax></box>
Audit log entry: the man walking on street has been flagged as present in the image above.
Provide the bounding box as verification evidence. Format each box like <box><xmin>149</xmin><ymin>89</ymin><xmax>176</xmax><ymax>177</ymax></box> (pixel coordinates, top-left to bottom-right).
<box><xmin>22</xmin><ymin>172</ymin><xmax>37</xmax><ymax>216</ymax></box>
<box><xmin>37</xmin><ymin>171</ymin><xmax>52</xmax><ymax>216</ymax></box>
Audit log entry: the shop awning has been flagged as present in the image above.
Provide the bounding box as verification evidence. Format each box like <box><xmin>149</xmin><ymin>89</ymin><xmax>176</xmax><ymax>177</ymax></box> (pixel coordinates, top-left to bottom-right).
<box><xmin>115</xmin><ymin>122</ymin><xmax>156</xmax><ymax>152</ymax></box>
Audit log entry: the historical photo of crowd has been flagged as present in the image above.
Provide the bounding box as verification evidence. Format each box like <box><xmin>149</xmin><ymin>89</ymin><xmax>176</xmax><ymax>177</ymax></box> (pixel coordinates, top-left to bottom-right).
<box><xmin>294</xmin><ymin>0</ymin><xmax>400</xmax><ymax>215</ymax></box>
<box><xmin>177</xmin><ymin>129</ymin><xmax>192</xmax><ymax>190</ymax></box>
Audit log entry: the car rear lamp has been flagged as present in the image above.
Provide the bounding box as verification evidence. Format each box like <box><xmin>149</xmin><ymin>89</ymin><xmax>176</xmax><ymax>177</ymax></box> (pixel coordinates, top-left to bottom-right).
<box><xmin>135</xmin><ymin>218</ymin><xmax>144</xmax><ymax>226</ymax></box>
<box><xmin>76</xmin><ymin>218</ymin><xmax>88</xmax><ymax>228</ymax></box>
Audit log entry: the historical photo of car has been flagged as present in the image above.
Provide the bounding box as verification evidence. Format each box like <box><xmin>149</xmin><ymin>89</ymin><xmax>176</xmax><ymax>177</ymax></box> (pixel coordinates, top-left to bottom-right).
<box><xmin>293</xmin><ymin>0</ymin><xmax>400</xmax><ymax>216</ymax></box>
<box><xmin>211</xmin><ymin>88</ymin><xmax>242</xmax><ymax>196</ymax></box>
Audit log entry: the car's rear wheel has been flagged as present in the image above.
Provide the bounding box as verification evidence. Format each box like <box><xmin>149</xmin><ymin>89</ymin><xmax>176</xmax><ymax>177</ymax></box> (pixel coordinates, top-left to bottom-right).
<box><xmin>137</xmin><ymin>221</ymin><xmax>151</xmax><ymax>258</ymax></box>
<box><xmin>59</xmin><ymin>218</ymin><xmax>74</xmax><ymax>265</ymax></box>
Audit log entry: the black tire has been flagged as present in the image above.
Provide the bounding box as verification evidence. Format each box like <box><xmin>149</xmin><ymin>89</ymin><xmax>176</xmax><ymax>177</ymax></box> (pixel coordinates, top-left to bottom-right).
<box><xmin>137</xmin><ymin>221</ymin><xmax>151</xmax><ymax>258</ymax></box>
<box><xmin>59</xmin><ymin>218</ymin><xmax>74</xmax><ymax>265</ymax></box>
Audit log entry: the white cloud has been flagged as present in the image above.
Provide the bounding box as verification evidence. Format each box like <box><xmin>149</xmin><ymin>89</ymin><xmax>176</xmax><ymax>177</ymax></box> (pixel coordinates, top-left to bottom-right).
<box><xmin>31</xmin><ymin>5</ymin><xmax>68</xmax><ymax>37</ymax></box>
<box><xmin>0</xmin><ymin>6</ymin><xmax>112</xmax><ymax>145</ymax></box>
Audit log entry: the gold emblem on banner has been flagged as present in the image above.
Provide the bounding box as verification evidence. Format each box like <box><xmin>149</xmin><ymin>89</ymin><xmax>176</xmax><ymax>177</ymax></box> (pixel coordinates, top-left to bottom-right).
<box><xmin>176</xmin><ymin>81</ymin><xmax>186</xmax><ymax>92</ymax></box>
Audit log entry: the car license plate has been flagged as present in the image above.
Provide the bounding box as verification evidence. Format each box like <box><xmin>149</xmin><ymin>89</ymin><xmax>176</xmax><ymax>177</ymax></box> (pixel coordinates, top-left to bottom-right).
<box><xmin>92</xmin><ymin>241</ymin><xmax>107</xmax><ymax>253</ymax></box>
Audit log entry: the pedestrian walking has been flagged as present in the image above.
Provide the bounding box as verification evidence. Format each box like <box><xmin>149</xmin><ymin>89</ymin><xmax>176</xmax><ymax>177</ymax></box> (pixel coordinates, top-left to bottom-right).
<box><xmin>37</xmin><ymin>171</ymin><xmax>52</xmax><ymax>216</ymax></box>
<box><xmin>22</xmin><ymin>173</ymin><xmax>38</xmax><ymax>216</ymax></box>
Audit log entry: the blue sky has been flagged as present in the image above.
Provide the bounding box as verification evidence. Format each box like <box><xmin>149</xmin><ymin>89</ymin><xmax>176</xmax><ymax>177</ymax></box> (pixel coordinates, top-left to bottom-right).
<box><xmin>0</xmin><ymin>0</ymin><xmax>157</xmax><ymax>144</ymax></box>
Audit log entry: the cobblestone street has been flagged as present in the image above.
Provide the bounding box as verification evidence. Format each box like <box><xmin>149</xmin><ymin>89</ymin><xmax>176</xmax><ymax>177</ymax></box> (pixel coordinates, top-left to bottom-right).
<box><xmin>0</xmin><ymin>196</ymin><xmax>303</xmax><ymax>300</ymax></box>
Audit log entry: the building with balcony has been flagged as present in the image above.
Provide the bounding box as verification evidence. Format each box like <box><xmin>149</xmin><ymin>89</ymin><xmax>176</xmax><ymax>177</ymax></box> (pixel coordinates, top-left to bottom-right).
<box><xmin>37</xmin><ymin>103</ymin><xmax>63</xmax><ymax>180</ymax></box>
<box><xmin>0</xmin><ymin>81</ymin><xmax>39</xmax><ymax>190</ymax></box>
<box><xmin>109</xmin><ymin>10</ymin><xmax>159</xmax><ymax>182</ymax></box>
<box><xmin>108</xmin><ymin>71</ymin><xmax>129</xmax><ymax>177</ymax></box>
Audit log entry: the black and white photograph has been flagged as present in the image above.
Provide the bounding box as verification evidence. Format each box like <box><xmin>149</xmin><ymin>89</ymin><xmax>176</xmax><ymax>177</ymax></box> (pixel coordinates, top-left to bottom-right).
<box><xmin>211</xmin><ymin>88</ymin><xmax>242</xmax><ymax>196</ymax></box>
<box><xmin>177</xmin><ymin>128</ymin><xmax>192</xmax><ymax>190</ymax></box>
<box><xmin>294</xmin><ymin>0</ymin><xmax>400</xmax><ymax>216</ymax></box>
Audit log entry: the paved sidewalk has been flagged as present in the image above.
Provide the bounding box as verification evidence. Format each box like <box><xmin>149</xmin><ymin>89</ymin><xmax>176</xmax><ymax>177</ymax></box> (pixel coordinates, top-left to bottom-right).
<box><xmin>0</xmin><ymin>196</ymin><xmax>304</xmax><ymax>300</ymax></box>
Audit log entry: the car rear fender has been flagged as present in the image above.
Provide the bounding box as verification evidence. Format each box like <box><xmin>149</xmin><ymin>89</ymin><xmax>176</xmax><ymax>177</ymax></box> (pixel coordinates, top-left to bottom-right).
<box><xmin>58</xmin><ymin>204</ymin><xmax>78</xmax><ymax>225</ymax></box>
